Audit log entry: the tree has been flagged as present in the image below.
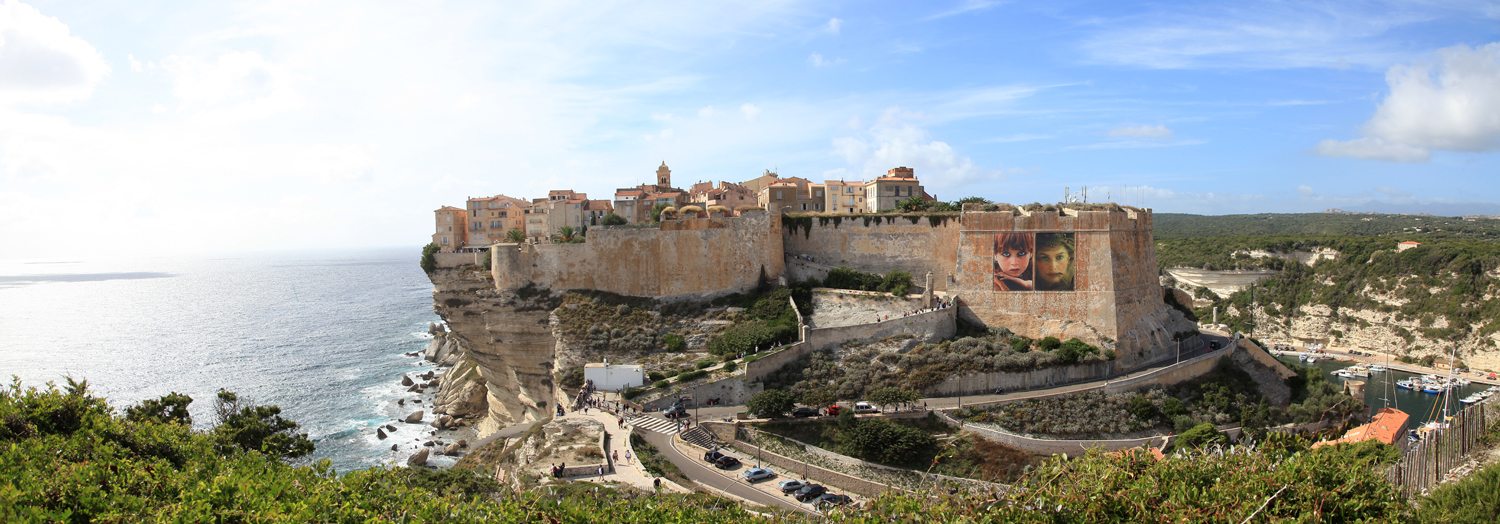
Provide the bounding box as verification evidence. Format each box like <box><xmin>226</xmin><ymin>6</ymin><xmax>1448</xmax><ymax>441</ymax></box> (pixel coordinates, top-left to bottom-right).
<box><xmin>955</xmin><ymin>196</ymin><xmax>990</xmax><ymax>205</ymax></box>
<box><xmin>896</xmin><ymin>195</ymin><xmax>931</xmax><ymax>212</ymax></box>
<box><xmin>746</xmin><ymin>389</ymin><xmax>796</xmax><ymax>418</ymax></box>
<box><xmin>555</xmin><ymin>226</ymin><xmax>580</xmax><ymax>243</ymax></box>
<box><xmin>420</xmin><ymin>243</ymin><xmax>440</xmax><ymax>273</ymax></box>
<box><xmin>1127</xmin><ymin>394</ymin><xmax>1158</xmax><ymax>422</ymax></box>
<box><xmin>211</xmin><ymin>389</ymin><xmax>315</xmax><ymax>461</ymax></box>
<box><xmin>602</xmin><ymin>213</ymin><xmax>627</xmax><ymax>226</ymax></box>
<box><xmin>1039</xmin><ymin>336</ymin><xmax>1063</xmax><ymax>351</ymax></box>
<box><xmin>867</xmin><ymin>387</ymin><xmax>920</xmax><ymax>412</ymax></box>
<box><xmin>650</xmin><ymin>203</ymin><xmax>670</xmax><ymax>222</ymax></box>
<box><xmin>1176</xmin><ymin>423</ymin><xmax>1226</xmax><ymax>449</ymax></box>
<box><xmin>840</xmin><ymin>418</ymin><xmax>936</xmax><ymax>464</ymax></box>
<box><xmin>125</xmin><ymin>392</ymin><xmax>194</xmax><ymax>425</ymax></box>
<box><xmin>801</xmin><ymin>387</ymin><xmax>836</xmax><ymax>411</ymax></box>
<box><xmin>505</xmin><ymin>229</ymin><xmax>526</xmax><ymax>243</ymax></box>
<box><xmin>878</xmin><ymin>270</ymin><xmax>913</xmax><ymax>296</ymax></box>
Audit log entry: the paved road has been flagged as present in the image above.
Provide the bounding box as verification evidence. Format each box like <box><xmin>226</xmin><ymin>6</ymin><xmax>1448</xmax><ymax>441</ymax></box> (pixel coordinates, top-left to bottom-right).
<box><xmin>638</xmin><ymin>429</ymin><xmax>814</xmax><ymax>514</ymax></box>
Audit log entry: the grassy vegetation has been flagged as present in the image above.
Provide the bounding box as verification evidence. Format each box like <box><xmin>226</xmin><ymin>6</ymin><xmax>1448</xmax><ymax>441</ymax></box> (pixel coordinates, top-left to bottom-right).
<box><xmin>629</xmin><ymin>432</ymin><xmax>688</xmax><ymax>485</ymax></box>
<box><xmin>764</xmin><ymin>331</ymin><xmax>1112</xmax><ymax>403</ymax></box>
<box><xmin>0</xmin><ymin>378</ymin><xmax>1438</xmax><ymax>522</ymax></box>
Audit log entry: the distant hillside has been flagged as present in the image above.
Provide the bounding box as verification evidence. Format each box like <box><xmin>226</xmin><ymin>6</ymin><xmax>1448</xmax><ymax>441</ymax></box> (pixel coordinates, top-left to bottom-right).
<box><xmin>1153</xmin><ymin>213</ymin><xmax>1500</xmax><ymax>240</ymax></box>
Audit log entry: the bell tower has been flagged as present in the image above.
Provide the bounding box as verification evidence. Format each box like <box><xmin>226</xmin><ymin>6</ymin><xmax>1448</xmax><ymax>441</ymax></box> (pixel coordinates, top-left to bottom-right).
<box><xmin>656</xmin><ymin>161</ymin><xmax>671</xmax><ymax>188</ymax></box>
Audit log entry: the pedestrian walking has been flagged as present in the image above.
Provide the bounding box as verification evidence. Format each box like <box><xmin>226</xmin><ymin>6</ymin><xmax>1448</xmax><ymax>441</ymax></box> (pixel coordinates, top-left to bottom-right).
<box><xmin>598</xmin><ymin>466</ymin><xmax>604</xmax><ymax>476</ymax></box>
<box><xmin>654</xmin><ymin>478</ymin><xmax>662</xmax><ymax>491</ymax></box>
<box><xmin>613</xmin><ymin>450</ymin><xmax>619</xmax><ymax>463</ymax></box>
<box><xmin>625</xmin><ymin>450</ymin><xmax>632</xmax><ymax>463</ymax></box>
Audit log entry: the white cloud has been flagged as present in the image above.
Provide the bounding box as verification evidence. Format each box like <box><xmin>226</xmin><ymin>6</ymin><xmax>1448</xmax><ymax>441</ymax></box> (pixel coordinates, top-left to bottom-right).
<box><xmin>164</xmin><ymin>50</ymin><xmax>303</xmax><ymax>121</ymax></box>
<box><xmin>1296</xmin><ymin>185</ymin><xmax>1315</xmax><ymax>196</ymax></box>
<box><xmin>650</xmin><ymin>112</ymin><xmax>674</xmax><ymax>121</ymax></box>
<box><xmin>697</xmin><ymin>106</ymin><xmax>721</xmax><ymax>117</ymax></box>
<box><xmin>128</xmin><ymin>54</ymin><xmax>144</xmax><ymax>72</ymax></box>
<box><xmin>975</xmin><ymin>133</ymin><xmax>1051</xmax><ymax>143</ymax></box>
<box><xmin>1316</xmin><ymin>42</ymin><xmax>1500</xmax><ymax>163</ymax></box>
<box><xmin>0</xmin><ymin>0</ymin><xmax>110</xmax><ymax>103</ymax></box>
<box><xmin>452</xmin><ymin>93</ymin><xmax>482</xmax><ymax>110</ymax></box>
<box><xmin>1376</xmin><ymin>186</ymin><xmax>1412</xmax><ymax>198</ymax></box>
<box><xmin>1362</xmin><ymin>42</ymin><xmax>1500</xmax><ymax>152</ymax></box>
<box><xmin>807</xmin><ymin>53</ymin><xmax>844</xmax><ymax>67</ymax></box>
<box><xmin>740</xmin><ymin>103</ymin><xmax>761</xmax><ymax>121</ymax></box>
<box><xmin>825</xmin><ymin>17</ymin><xmax>842</xmax><ymax>34</ymax></box>
<box><xmin>924</xmin><ymin>1</ymin><xmax>1006</xmax><ymax>21</ymax></box>
<box><xmin>1314</xmin><ymin>137</ymin><xmax>1430</xmax><ymax>163</ymax></box>
<box><xmin>1108</xmin><ymin>124</ymin><xmax>1173</xmax><ymax>139</ymax></box>
<box><xmin>831</xmin><ymin>107</ymin><xmax>1022</xmax><ymax>191</ymax></box>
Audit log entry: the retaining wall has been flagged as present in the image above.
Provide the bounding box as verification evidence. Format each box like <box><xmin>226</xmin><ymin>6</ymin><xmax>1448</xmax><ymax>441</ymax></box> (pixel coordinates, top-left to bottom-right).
<box><xmin>782</xmin><ymin>215</ymin><xmax>962</xmax><ymax>292</ymax></box>
<box><xmin>1101</xmin><ymin>347</ymin><xmax>1228</xmax><ymax>395</ymax></box>
<box><xmin>803</xmin><ymin>305</ymin><xmax>955</xmax><ymax>351</ymax></box>
<box><xmin>737</xmin><ymin>426</ymin><xmax>1007</xmax><ymax>495</ymax></box>
<box><xmin>729</xmin><ymin>439</ymin><xmax>900</xmax><ymax>498</ymax></box>
<box><xmin>930</xmin><ymin>360</ymin><xmax>1115</xmax><ymax>397</ymax></box>
<box><xmin>743</xmin><ymin>343</ymin><xmax>810</xmax><ymax>384</ymax></box>
<box><xmin>638</xmin><ymin>374</ymin><xmax>762</xmax><ymax>412</ymax></box>
<box><xmin>434</xmin><ymin>251</ymin><xmax>484</xmax><ymax>268</ymax></box>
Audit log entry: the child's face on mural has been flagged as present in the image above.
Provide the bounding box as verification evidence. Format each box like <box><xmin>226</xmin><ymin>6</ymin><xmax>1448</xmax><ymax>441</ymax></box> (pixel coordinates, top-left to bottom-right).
<box><xmin>995</xmin><ymin>248</ymin><xmax>1031</xmax><ymax>277</ymax></box>
<box><xmin>1036</xmin><ymin>245</ymin><xmax>1071</xmax><ymax>285</ymax></box>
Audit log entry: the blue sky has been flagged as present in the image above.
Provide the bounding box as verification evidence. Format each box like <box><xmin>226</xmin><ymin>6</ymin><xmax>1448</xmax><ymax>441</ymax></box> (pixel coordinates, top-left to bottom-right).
<box><xmin>2</xmin><ymin>0</ymin><xmax>1498</xmax><ymax>257</ymax></box>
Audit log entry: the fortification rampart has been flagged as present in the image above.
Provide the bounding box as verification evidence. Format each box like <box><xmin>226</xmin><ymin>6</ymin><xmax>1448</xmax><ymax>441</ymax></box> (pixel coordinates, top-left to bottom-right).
<box><xmin>781</xmin><ymin>215</ymin><xmax>961</xmax><ymax>291</ymax></box>
<box><xmin>952</xmin><ymin>207</ymin><xmax>1185</xmax><ymax>370</ymax></box>
<box><xmin>490</xmin><ymin>213</ymin><xmax>785</xmax><ymax>301</ymax></box>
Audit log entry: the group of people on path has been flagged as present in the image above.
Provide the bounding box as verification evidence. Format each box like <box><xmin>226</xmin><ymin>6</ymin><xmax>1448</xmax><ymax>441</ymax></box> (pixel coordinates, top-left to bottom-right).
<box><xmin>874</xmin><ymin>299</ymin><xmax>954</xmax><ymax>323</ymax></box>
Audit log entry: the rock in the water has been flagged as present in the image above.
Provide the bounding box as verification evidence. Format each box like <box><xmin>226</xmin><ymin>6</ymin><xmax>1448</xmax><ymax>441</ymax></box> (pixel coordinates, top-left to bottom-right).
<box><xmin>422</xmin><ymin>371</ymin><xmax>435</xmax><ymax>380</ymax></box>
<box><xmin>377</xmin><ymin>428</ymin><xmax>388</xmax><ymax>440</ymax></box>
<box><xmin>385</xmin><ymin>424</ymin><xmax>397</xmax><ymax>432</ymax></box>
<box><xmin>457</xmin><ymin>439</ymin><xmax>468</xmax><ymax>448</ymax></box>
<box><xmin>407</xmin><ymin>449</ymin><xmax>429</xmax><ymax>467</ymax></box>
<box><xmin>391</xmin><ymin>444</ymin><xmax>398</xmax><ymax>451</ymax></box>
<box><xmin>403</xmin><ymin>411</ymin><xmax>424</xmax><ymax>424</ymax></box>
<box><xmin>426</xmin><ymin>379</ymin><xmax>439</xmax><ymax>388</ymax></box>
<box><xmin>443</xmin><ymin>442</ymin><xmax>462</xmax><ymax>456</ymax></box>
<box><xmin>397</xmin><ymin>399</ymin><xmax>405</xmax><ymax>406</ymax></box>
<box><xmin>438</xmin><ymin>415</ymin><xmax>454</xmax><ymax>429</ymax></box>
<box><xmin>423</xmin><ymin>440</ymin><xmax>435</xmax><ymax>447</ymax></box>
<box><xmin>406</xmin><ymin>384</ymin><xmax>421</xmax><ymax>392</ymax></box>
<box><xmin>401</xmin><ymin>375</ymin><xmax>414</xmax><ymax>387</ymax></box>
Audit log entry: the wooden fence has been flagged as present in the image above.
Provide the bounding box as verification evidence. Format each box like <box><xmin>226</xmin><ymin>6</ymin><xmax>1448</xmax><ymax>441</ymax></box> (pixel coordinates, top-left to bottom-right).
<box><xmin>1384</xmin><ymin>396</ymin><xmax>1499</xmax><ymax>497</ymax></box>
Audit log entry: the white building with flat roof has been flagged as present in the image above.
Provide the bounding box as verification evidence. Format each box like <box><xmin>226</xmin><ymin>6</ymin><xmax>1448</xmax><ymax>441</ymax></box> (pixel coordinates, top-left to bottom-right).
<box><xmin>583</xmin><ymin>361</ymin><xmax>645</xmax><ymax>392</ymax></box>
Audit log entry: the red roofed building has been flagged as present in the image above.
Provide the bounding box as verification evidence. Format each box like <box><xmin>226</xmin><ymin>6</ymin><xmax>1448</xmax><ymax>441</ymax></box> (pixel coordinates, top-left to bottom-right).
<box><xmin>1398</xmin><ymin>241</ymin><xmax>1422</xmax><ymax>252</ymax></box>
<box><xmin>612</xmin><ymin>162</ymin><xmax>690</xmax><ymax>223</ymax></box>
<box><xmin>1312</xmin><ymin>407</ymin><xmax>1411</xmax><ymax>451</ymax></box>
<box><xmin>463</xmin><ymin>194</ymin><xmax>533</xmax><ymax>247</ymax></box>
<box><xmin>759</xmin><ymin>176</ymin><xmax>826</xmax><ymax>212</ymax></box>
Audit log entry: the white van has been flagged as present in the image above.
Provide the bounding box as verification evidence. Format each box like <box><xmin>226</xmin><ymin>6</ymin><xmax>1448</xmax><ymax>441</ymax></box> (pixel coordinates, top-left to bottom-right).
<box><xmin>853</xmin><ymin>401</ymin><xmax>878</xmax><ymax>414</ymax></box>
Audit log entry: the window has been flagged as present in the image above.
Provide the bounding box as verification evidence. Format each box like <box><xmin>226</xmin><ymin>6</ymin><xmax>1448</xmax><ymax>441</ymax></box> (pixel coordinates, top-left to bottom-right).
<box><xmin>490</xmin><ymin>221</ymin><xmax>502</xmax><ymax>228</ymax></box>
<box><xmin>441</xmin><ymin>237</ymin><xmax>449</xmax><ymax>245</ymax></box>
<box><xmin>776</xmin><ymin>190</ymin><xmax>783</xmax><ymax>200</ymax></box>
<box><xmin>801</xmin><ymin>203</ymin><xmax>807</xmax><ymax>211</ymax></box>
<box><xmin>815</xmin><ymin>190</ymin><xmax>822</xmax><ymax>197</ymax></box>
<box><xmin>500</xmin><ymin>211</ymin><xmax>507</xmax><ymax>218</ymax></box>
<box><xmin>447</xmin><ymin>216</ymin><xmax>452</xmax><ymax>222</ymax></box>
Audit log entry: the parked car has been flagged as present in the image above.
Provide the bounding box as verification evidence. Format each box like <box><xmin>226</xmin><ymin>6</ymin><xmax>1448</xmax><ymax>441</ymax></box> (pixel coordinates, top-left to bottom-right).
<box><xmin>704</xmin><ymin>450</ymin><xmax>726</xmax><ymax>463</ymax></box>
<box><xmin>663</xmin><ymin>406</ymin><xmax>689</xmax><ymax>419</ymax></box>
<box><xmin>794</xmin><ymin>484</ymin><xmax>828</xmax><ymax>502</ymax></box>
<box><xmin>853</xmin><ymin>402</ymin><xmax>878</xmax><ymax>414</ymax></box>
<box><xmin>714</xmin><ymin>456</ymin><xmax>741</xmax><ymax>469</ymax></box>
<box><xmin>815</xmin><ymin>493</ymin><xmax>854</xmax><ymax>509</ymax></box>
<box><xmin>790</xmin><ymin>407</ymin><xmax>818</xmax><ymax>418</ymax></box>
<box><xmin>742</xmin><ymin>467</ymin><xmax>774</xmax><ymax>483</ymax></box>
<box><xmin>825</xmin><ymin>405</ymin><xmax>842</xmax><ymax>416</ymax></box>
<box><xmin>777</xmin><ymin>479</ymin><xmax>807</xmax><ymax>494</ymax></box>
<box><xmin>1208</xmin><ymin>340</ymin><xmax>1220</xmax><ymax>350</ymax></box>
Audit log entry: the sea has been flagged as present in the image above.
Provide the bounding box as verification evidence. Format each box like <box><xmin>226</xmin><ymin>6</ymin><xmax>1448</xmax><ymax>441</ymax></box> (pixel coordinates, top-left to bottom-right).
<box><xmin>1278</xmin><ymin>356</ymin><xmax>1495</xmax><ymax>426</ymax></box>
<box><xmin>0</xmin><ymin>247</ymin><xmax>444</xmax><ymax>473</ymax></box>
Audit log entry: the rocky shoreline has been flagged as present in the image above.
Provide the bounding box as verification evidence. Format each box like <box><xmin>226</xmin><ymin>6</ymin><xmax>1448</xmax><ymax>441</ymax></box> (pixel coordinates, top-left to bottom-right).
<box><xmin>382</xmin><ymin>322</ymin><xmax>490</xmax><ymax>468</ymax></box>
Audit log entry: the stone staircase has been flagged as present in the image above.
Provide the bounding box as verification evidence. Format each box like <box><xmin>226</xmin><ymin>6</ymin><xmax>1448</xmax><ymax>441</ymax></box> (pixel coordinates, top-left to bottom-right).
<box><xmin>679</xmin><ymin>426</ymin><xmax>721</xmax><ymax>450</ymax></box>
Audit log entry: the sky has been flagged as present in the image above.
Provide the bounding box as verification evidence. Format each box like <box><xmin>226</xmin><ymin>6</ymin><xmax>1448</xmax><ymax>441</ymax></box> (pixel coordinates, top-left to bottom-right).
<box><xmin>2</xmin><ymin>0</ymin><xmax>1499</xmax><ymax>257</ymax></box>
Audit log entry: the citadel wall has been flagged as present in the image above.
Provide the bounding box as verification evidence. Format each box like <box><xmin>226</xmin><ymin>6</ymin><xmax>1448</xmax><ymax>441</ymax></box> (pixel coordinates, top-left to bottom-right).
<box><xmin>490</xmin><ymin>213</ymin><xmax>785</xmax><ymax>301</ymax></box>
<box><xmin>780</xmin><ymin>216</ymin><xmax>961</xmax><ymax>291</ymax></box>
<box><xmin>951</xmin><ymin>208</ymin><xmax>1183</xmax><ymax>370</ymax></box>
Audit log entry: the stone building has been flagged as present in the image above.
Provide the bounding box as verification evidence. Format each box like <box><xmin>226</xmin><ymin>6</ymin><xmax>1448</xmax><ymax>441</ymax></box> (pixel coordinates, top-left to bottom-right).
<box><xmin>760</xmin><ymin>177</ymin><xmax>826</xmax><ymax>212</ymax></box>
<box><xmin>613</xmin><ymin>162</ymin><xmax>689</xmax><ymax>223</ymax></box>
<box><xmin>464</xmin><ymin>194</ymin><xmax>532</xmax><ymax>247</ymax></box>
<box><xmin>689</xmin><ymin>180</ymin><xmax>757</xmax><ymax>210</ymax></box>
<box><xmin>822</xmin><ymin>179</ymin><xmax>866</xmax><ymax>213</ymax></box>
<box><xmin>863</xmin><ymin>167</ymin><xmax>932</xmax><ymax>212</ymax></box>
<box><xmin>431</xmin><ymin>206</ymin><xmax>468</xmax><ymax>252</ymax></box>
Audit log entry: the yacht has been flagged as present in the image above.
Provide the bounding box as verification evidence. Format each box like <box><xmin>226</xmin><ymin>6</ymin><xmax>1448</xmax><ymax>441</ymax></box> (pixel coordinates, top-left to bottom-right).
<box><xmin>1298</xmin><ymin>353</ymin><xmax>1309</xmax><ymax>362</ymax></box>
<box><xmin>1396</xmin><ymin>379</ymin><xmax>1417</xmax><ymax>390</ymax></box>
<box><xmin>1335</xmin><ymin>367</ymin><xmax>1370</xmax><ymax>379</ymax></box>
<box><xmin>1423</xmin><ymin>383</ymin><xmax>1446</xmax><ymax>394</ymax></box>
<box><xmin>1367</xmin><ymin>364</ymin><xmax>1386</xmax><ymax>373</ymax></box>
<box><xmin>1460</xmin><ymin>394</ymin><xmax>1483</xmax><ymax>405</ymax></box>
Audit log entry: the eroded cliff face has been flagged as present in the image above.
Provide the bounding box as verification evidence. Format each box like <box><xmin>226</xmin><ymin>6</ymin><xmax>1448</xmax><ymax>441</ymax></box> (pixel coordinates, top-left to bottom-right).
<box><xmin>429</xmin><ymin>265</ymin><xmax>563</xmax><ymax>428</ymax></box>
<box><xmin>1242</xmin><ymin>303</ymin><xmax>1500</xmax><ymax>372</ymax></box>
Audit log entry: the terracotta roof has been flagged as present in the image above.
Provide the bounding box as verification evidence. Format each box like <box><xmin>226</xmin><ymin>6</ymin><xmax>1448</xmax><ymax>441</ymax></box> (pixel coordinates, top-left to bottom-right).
<box><xmin>1399</xmin><ymin>241</ymin><xmax>1421</xmax><ymax>245</ymax></box>
<box><xmin>436</xmin><ymin>206</ymin><xmax>464</xmax><ymax>212</ymax></box>
<box><xmin>1312</xmin><ymin>408</ymin><xmax>1409</xmax><ymax>448</ymax></box>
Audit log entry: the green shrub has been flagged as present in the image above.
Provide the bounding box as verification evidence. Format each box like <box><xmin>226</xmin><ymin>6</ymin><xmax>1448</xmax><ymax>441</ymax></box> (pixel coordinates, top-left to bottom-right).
<box><xmin>676</xmin><ymin>370</ymin><xmax>708</xmax><ymax>382</ymax></box>
<box><xmin>420</xmin><ymin>243</ymin><xmax>440</xmax><ymax>273</ymax></box>
<box><xmin>747</xmin><ymin>389</ymin><xmax>795</xmax><ymax>418</ymax></box>
<box><xmin>1162</xmin><ymin>397</ymin><xmax>1187</xmax><ymax>417</ymax></box>
<box><xmin>1416</xmin><ymin>461</ymin><xmax>1500</xmax><ymax>523</ymax></box>
<box><xmin>1055</xmin><ymin>338</ymin><xmax>1100</xmax><ymax>364</ymax></box>
<box><xmin>653</xmin><ymin>380</ymin><xmax>669</xmax><ymax>389</ymax></box>
<box><xmin>1039</xmin><ymin>337</ymin><xmax>1062</xmax><ymax>351</ymax></box>
<box><xmin>878</xmin><ymin>270</ymin><xmax>913</xmax><ymax>296</ymax></box>
<box><xmin>664</xmin><ymin>369</ymin><xmax>680</xmax><ymax>379</ymax></box>
<box><xmin>696</xmin><ymin>359</ymin><xmax>715</xmax><ymax>370</ymax></box>
<box><xmin>665</xmin><ymin>334</ymin><xmax>686</xmax><ymax>352</ymax></box>
<box><xmin>557</xmin><ymin>367</ymin><xmax>585</xmax><ymax>390</ymax></box>
<box><xmin>622</xmin><ymin>387</ymin><xmax>645</xmax><ymax>400</ymax></box>
<box><xmin>839</xmin><ymin>418</ymin><xmax>937</xmax><ymax>464</ymax></box>
<box><xmin>706</xmin><ymin>322</ymin><xmax>795</xmax><ymax>356</ymax></box>
<box><xmin>602</xmin><ymin>213</ymin><xmax>627</xmax><ymax>226</ymax></box>
<box><xmin>722</xmin><ymin>360</ymin><xmax>738</xmax><ymax>372</ymax></box>
<box><xmin>823</xmin><ymin>266</ymin><xmax>882</xmax><ymax>292</ymax></box>
<box><xmin>1176</xmin><ymin>423</ymin><xmax>1226</xmax><ymax>449</ymax></box>
<box><xmin>1128</xmin><ymin>394</ymin><xmax>1158</xmax><ymax>422</ymax></box>
<box><xmin>1009</xmin><ymin>337</ymin><xmax>1031</xmax><ymax>352</ymax></box>
<box><xmin>647</xmin><ymin>371</ymin><xmax>666</xmax><ymax>382</ymax></box>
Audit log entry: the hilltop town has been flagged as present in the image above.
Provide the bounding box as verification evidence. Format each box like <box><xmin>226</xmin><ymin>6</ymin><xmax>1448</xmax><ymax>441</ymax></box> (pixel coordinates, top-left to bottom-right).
<box><xmin>430</xmin><ymin>162</ymin><xmax>935</xmax><ymax>250</ymax></box>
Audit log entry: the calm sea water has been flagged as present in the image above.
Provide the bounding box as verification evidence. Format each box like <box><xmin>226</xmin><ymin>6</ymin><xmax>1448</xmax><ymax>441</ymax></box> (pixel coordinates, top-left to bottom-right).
<box><xmin>0</xmin><ymin>248</ymin><xmax>441</xmax><ymax>472</ymax></box>
<box><xmin>1278</xmin><ymin>356</ymin><xmax>1493</xmax><ymax>425</ymax></box>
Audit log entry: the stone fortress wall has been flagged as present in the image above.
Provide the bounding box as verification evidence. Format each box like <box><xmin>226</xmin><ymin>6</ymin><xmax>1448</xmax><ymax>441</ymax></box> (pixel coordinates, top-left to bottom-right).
<box><xmin>490</xmin><ymin>213</ymin><xmax>786</xmax><ymax>302</ymax></box>
<box><xmin>951</xmin><ymin>208</ymin><xmax>1188</xmax><ymax>371</ymax></box>
<box><xmin>780</xmin><ymin>216</ymin><xmax>962</xmax><ymax>292</ymax></box>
